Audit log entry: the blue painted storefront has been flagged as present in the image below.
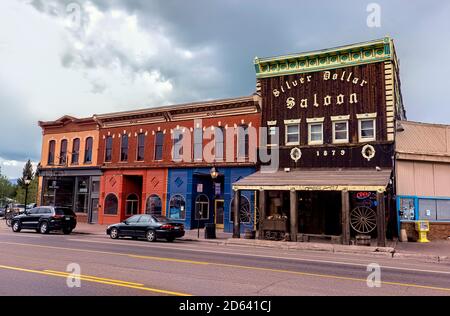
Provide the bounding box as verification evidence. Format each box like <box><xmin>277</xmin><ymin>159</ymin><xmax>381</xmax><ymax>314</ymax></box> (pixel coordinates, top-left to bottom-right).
<box><xmin>167</xmin><ymin>167</ymin><xmax>256</xmax><ymax>232</ymax></box>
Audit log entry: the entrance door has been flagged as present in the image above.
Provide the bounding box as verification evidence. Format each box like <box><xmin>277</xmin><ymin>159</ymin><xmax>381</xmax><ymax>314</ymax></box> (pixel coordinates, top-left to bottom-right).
<box><xmin>90</xmin><ymin>198</ymin><xmax>99</xmax><ymax>224</ymax></box>
<box><xmin>215</xmin><ymin>200</ymin><xmax>224</xmax><ymax>229</ymax></box>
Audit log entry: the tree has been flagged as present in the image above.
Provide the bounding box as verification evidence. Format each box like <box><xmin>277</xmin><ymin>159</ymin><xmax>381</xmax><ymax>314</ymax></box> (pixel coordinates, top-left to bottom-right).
<box><xmin>0</xmin><ymin>167</ymin><xmax>16</xmax><ymax>201</ymax></box>
<box><xmin>17</xmin><ymin>160</ymin><xmax>34</xmax><ymax>188</ymax></box>
<box><xmin>15</xmin><ymin>160</ymin><xmax>38</xmax><ymax>205</ymax></box>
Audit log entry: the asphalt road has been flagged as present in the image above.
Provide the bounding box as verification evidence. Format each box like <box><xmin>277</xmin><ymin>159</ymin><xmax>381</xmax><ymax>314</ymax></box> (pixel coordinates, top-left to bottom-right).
<box><xmin>0</xmin><ymin>225</ymin><xmax>449</xmax><ymax>296</ymax></box>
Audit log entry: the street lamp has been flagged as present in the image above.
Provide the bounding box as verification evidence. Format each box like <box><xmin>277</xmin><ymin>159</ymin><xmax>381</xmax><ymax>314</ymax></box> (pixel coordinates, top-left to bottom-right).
<box><xmin>24</xmin><ymin>176</ymin><xmax>32</xmax><ymax>212</ymax></box>
<box><xmin>210</xmin><ymin>167</ymin><xmax>219</xmax><ymax>180</ymax></box>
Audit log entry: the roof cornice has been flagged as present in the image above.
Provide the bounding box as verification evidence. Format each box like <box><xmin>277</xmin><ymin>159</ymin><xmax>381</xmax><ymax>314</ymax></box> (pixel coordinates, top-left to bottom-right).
<box><xmin>254</xmin><ymin>37</ymin><xmax>396</xmax><ymax>79</ymax></box>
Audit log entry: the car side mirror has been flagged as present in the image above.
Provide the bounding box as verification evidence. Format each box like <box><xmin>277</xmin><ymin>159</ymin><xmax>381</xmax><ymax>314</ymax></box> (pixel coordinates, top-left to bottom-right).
<box><xmin>122</xmin><ymin>220</ymin><xmax>128</xmax><ymax>225</ymax></box>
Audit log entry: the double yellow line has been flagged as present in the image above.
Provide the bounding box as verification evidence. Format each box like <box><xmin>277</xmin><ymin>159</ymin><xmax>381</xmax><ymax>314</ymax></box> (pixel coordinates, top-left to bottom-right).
<box><xmin>0</xmin><ymin>264</ymin><xmax>191</xmax><ymax>296</ymax></box>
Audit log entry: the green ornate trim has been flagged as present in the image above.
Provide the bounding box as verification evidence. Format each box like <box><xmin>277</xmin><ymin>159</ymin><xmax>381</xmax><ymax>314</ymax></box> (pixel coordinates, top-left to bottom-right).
<box><xmin>254</xmin><ymin>37</ymin><xmax>395</xmax><ymax>79</ymax></box>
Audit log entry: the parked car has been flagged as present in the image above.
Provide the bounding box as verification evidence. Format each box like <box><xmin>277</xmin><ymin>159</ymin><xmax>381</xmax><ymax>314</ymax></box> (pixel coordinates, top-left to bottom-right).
<box><xmin>11</xmin><ymin>206</ymin><xmax>77</xmax><ymax>234</ymax></box>
<box><xmin>106</xmin><ymin>214</ymin><xmax>185</xmax><ymax>242</ymax></box>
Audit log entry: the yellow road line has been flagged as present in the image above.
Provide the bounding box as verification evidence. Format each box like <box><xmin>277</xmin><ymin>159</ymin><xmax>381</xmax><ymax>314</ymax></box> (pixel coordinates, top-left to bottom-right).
<box><xmin>44</xmin><ymin>270</ymin><xmax>144</xmax><ymax>286</ymax></box>
<box><xmin>1</xmin><ymin>241</ymin><xmax>450</xmax><ymax>293</ymax></box>
<box><xmin>0</xmin><ymin>264</ymin><xmax>191</xmax><ymax>296</ymax></box>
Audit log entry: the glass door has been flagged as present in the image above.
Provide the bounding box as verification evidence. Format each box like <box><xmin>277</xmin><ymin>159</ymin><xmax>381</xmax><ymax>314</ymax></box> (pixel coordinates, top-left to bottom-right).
<box><xmin>215</xmin><ymin>200</ymin><xmax>224</xmax><ymax>229</ymax></box>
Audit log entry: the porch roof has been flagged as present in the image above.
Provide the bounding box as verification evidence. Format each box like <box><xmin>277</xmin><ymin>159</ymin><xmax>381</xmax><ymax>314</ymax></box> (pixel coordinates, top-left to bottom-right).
<box><xmin>232</xmin><ymin>168</ymin><xmax>392</xmax><ymax>192</ymax></box>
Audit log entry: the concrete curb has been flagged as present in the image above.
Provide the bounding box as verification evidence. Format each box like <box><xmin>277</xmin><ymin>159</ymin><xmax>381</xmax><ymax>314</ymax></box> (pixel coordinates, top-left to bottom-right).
<box><xmin>392</xmin><ymin>252</ymin><xmax>450</xmax><ymax>263</ymax></box>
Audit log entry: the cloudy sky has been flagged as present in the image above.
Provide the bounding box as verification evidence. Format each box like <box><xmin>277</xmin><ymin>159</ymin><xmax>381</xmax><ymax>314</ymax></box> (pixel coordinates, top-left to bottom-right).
<box><xmin>0</xmin><ymin>0</ymin><xmax>449</xmax><ymax>178</ymax></box>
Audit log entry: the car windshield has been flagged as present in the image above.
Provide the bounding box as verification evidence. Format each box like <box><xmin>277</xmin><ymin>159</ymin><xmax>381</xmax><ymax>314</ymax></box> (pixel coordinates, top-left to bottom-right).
<box><xmin>55</xmin><ymin>208</ymin><xmax>74</xmax><ymax>216</ymax></box>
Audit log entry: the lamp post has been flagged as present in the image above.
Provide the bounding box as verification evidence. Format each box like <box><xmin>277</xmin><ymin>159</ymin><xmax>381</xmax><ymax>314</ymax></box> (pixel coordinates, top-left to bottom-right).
<box><xmin>24</xmin><ymin>176</ymin><xmax>32</xmax><ymax>212</ymax></box>
<box><xmin>205</xmin><ymin>166</ymin><xmax>219</xmax><ymax>239</ymax></box>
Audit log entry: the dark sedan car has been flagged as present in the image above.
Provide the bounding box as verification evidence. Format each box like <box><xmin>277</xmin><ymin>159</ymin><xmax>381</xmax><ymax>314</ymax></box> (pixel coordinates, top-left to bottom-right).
<box><xmin>11</xmin><ymin>206</ymin><xmax>77</xmax><ymax>234</ymax></box>
<box><xmin>106</xmin><ymin>215</ymin><xmax>185</xmax><ymax>242</ymax></box>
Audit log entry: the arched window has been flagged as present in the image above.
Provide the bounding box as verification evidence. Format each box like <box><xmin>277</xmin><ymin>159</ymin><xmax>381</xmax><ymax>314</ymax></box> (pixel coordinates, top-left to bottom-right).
<box><xmin>104</xmin><ymin>194</ymin><xmax>118</xmax><ymax>215</ymax></box>
<box><xmin>121</xmin><ymin>134</ymin><xmax>129</xmax><ymax>161</ymax></box>
<box><xmin>48</xmin><ymin>140</ymin><xmax>56</xmax><ymax>165</ymax></box>
<box><xmin>72</xmin><ymin>138</ymin><xmax>80</xmax><ymax>164</ymax></box>
<box><xmin>59</xmin><ymin>139</ymin><xmax>68</xmax><ymax>165</ymax></box>
<box><xmin>230</xmin><ymin>195</ymin><xmax>251</xmax><ymax>223</ymax></box>
<box><xmin>169</xmin><ymin>194</ymin><xmax>185</xmax><ymax>220</ymax></box>
<box><xmin>126</xmin><ymin>194</ymin><xmax>139</xmax><ymax>215</ymax></box>
<box><xmin>146</xmin><ymin>194</ymin><xmax>162</xmax><ymax>216</ymax></box>
<box><xmin>84</xmin><ymin>137</ymin><xmax>93</xmax><ymax>163</ymax></box>
<box><xmin>195</xmin><ymin>194</ymin><xmax>209</xmax><ymax>220</ymax></box>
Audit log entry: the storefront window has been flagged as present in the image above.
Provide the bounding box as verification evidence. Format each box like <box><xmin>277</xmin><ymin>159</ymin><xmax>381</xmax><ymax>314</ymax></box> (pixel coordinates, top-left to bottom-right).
<box><xmin>399</xmin><ymin>198</ymin><xmax>415</xmax><ymax>221</ymax></box>
<box><xmin>75</xmin><ymin>177</ymin><xmax>89</xmax><ymax>213</ymax></box>
<box><xmin>169</xmin><ymin>195</ymin><xmax>186</xmax><ymax>220</ymax></box>
<box><xmin>104</xmin><ymin>194</ymin><xmax>118</xmax><ymax>215</ymax></box>
<box><xmin>146</xmin><ymin>194</ymin><xmax>162</xmax><ymax>216</ymax></box>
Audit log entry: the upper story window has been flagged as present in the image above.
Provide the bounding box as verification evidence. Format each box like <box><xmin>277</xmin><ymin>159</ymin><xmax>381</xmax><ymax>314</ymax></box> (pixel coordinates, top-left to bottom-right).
<box><xmin>307</xmin><ymin>118</ymin><xmax>324</xmax><ymax>145</ymax></box>
<box><xmin>237</xmin><ymin>125</ymin><xmax>249</xmax><ymax>160</ymax></box>
<box><xmin>267</xmin><ymin>121</ymin><xmax>278</xmax><ymax>147</ymax></box>
<box><xmin>154</xmin><ymin>131</ymin><xmax>164</xmax><ymax>161</ymax></box>
<box><xmin>137</xmin><ymin>133</ymin><xmax>145</xmax><ymax>161</ymax></box>
<box><xmin>284</xmin><ymin>119</ymin><xmax>301</xmax><ymax>146</ymax></box>
<box><xmin>120</xmin><ymin>134</ymin><xmax>128</xmax><ymax>162</ymax></box>
<box><xmin>71</xmin><ymin>138</ymin><xmax>80</xmax><ymax>165</ymax></box>
<box><xmin>194</xmin><ymin>127</ymin><xmax>203</xmax><ymax>161</ymax></box>
<box><xmin>84</xmin><ymin>137</ymin><xmax>93</xmax><ymax>163</ymax></box>
<box><xmin>214</xmin><ymin>127</ymin><xmax>224</xmax><ymax>161</ymax></box>
<box><xmin>357</xmin><ymin>113</ymin><xmax>377</xmax><ymax>142</ymax></box>
<box><xmin>105</xmin><ymin>136</ymin><xmax>113</xmax><ymax>162</ymax></box>
<box><xmin>48</xmin><ymin>140</ymin><xmax>56</xmax><ymax>165</ymax></box>
<box><xmin>172</xmin><ymin>131</ymin><xmax>183</xmax><ymax>162</ymax></box>
<box><xmin>331</xmin><ymin>116</ymin><xmax>350</xmax><ymax>144</ymax></box>
<box><xmin>59</xmin><ymin>139</ymin><xmax>68</xmax><ymax>165</ymax></box>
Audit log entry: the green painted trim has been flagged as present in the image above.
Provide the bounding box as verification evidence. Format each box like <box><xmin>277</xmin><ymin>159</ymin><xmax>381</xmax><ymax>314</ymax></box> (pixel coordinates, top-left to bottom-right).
<box><xmin>255</xmin><ymin>37</ymin><xmax>395</xmax><ymax>79</ymax></box>
<box><xmin>255</xmin><ymin>57</ymin><xmax>391</xmax><ymax>79</ymax></box>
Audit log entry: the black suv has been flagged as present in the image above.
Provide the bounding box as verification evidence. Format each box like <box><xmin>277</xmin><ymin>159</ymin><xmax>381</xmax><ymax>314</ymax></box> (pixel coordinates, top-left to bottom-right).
<box><xmin>11</xmin><ymin>206</ymin><xmax>77</xmax><ymax>235</ymax></box>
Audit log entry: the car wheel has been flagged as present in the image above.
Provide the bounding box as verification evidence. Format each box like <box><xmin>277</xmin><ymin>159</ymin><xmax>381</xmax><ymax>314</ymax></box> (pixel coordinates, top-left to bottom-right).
<box><xmin>110</xmin><ymin>228</ymin><xmax>119</xmax><ymax>239</ymax></box>
<box><xmin>12</xmin><ymin>221</ymin><xmax>21</xmax><ymax>233</ymax></box>
<box><xmin>146</xmin><ymin>230</ymin><xmax>156</xmax><ymax>242</ymax></box>
<box><xmin>63</xmin><ymin>228</ymin><xmax>72</xmax><ymax>235</ymax></box>
<box><xmin>166</xmin><ymin>237</ymin><xmax>175</xmax><ymax>242</ymax></box>
<box><xmin>39</xmin><ymin>222</ymin><xmax>49</xmax><ymax>234</ymax></box>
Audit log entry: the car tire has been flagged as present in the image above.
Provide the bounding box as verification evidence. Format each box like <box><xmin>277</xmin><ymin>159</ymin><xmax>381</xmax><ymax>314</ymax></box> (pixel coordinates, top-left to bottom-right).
<box><xmin>146</xmin><ymin>230</ymin><xmax>156</xmax><ymax>242</ymax></box>
<box><xmin>110</xmin><ymin>228</ymin><xmax>119</xmax><ymax>239</ymax></box>
<box><xmin>12</xmin><ymin>221</ymin><xmax>21</xmax><ymax>233</ymax></box>
<box><xmin>166</xmin><ymin>237</ymin><xmax>175</xmax><ymax>242</ymax></box>
<box><xmin>39</xmin><ymin>222</ymin><xmax>49</xmax><ymax>234</ymax></box>
<box><xmin>63</xmin><ymin>228</ymin><xmax>72</xmax><ymax>235</ymax></box>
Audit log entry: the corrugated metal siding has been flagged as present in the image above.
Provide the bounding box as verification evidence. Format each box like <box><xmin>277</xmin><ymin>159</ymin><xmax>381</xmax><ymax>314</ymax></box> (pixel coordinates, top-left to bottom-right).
<box><xmin>396</xmin><ymin>161</ymin><xmax>415</xmax><ymax>195</ymax></box>
<box><xmin>397</xmin><ymin>161</ymin><xmax>450</xmax><ymax>197</ymax></box>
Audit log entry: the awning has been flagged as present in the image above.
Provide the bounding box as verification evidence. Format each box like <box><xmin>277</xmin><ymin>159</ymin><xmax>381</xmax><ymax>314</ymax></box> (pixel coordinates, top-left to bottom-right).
<box><xmin>233</xmin><ymin>168</ymin><xmax>392</xmax><ymax>192</ymax></box>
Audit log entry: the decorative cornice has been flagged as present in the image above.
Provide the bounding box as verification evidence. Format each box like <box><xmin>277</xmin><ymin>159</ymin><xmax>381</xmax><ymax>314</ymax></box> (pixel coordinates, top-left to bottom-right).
<box><xmin>254</xmin><ymin>37</ymin><xmax>395</xmax><ymax>79</ymax></box>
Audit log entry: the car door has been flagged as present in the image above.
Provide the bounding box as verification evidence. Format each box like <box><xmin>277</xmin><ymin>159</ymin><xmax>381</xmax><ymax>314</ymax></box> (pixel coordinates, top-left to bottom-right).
<box><xmin>135</xmin><ymin>215</ymin><xmax>152</xmax><ymax>238</ymax></box>
<box><xmin>120</xmin><ymin>215</ymin><xmax>141</xmax><ymax>237</ymax></box>
<box><xmin>21</xmin><ymin>208</ymin><xmax>40</xmax><ymax>229</ymax></box>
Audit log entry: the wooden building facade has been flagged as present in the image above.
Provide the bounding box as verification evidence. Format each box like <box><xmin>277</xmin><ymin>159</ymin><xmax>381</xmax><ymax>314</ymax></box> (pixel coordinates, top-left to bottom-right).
<box><xmin>233</xmin><ymin>37</ymin><xmax>406</xmax><ymax>245</ymax></box>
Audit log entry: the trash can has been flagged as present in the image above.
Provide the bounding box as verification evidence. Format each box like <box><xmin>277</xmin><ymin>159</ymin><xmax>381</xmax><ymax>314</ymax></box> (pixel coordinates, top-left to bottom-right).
<box><xmin>204</xmin><ymin>223</ymin><xmax>216</xmax><ymax>239</ymax></box>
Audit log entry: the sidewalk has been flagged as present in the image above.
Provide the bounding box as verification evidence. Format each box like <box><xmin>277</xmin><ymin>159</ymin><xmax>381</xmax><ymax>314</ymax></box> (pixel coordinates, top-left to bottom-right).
<box><xmin>70</xmin><ymin>223</ymin><xmax>450</xmax><ymax>262</ymax></box>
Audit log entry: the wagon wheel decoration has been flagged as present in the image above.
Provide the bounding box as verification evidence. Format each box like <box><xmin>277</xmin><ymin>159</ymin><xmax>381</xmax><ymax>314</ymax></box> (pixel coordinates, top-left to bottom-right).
<box><xmin>350</xmin><ymin>206</ymin><xmax>377</xmax><ymax>234</ymax></box>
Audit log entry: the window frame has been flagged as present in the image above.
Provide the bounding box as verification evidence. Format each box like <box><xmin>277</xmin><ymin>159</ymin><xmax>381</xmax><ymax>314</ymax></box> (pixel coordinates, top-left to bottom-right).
<box><xmin>237</xmin><ymin>124</ymin><xmax>249</xmax><ymax>160</ymax></box>
<box><xmin>105</xmin><ymin>136</ymin><xmax>113</xmax><ymax>162</ymax></box>
<box><xmin>146</xmin><ymin>194</ymin><xmax>162</xmax><ymax>216</ymax></box>
<box><xmin>168</xmin><ymin>194</ymin><xmax>186</xmax><ymax>220</ymax></box>
<box><xmin>120</xmin><ymin>134</ymin><xmax>129</xmax><ymax>162</ymax></box>
<box><xmin>72</xmin><ymin>138</ymin><xmax>80</xmax><ymax>165</ymax></box>
<box><xmin>285</xmin><ymin>123</ymin><xmax>300</xmax><ymax>146</ymax></box>
<box><xmin>136</xmin><ymin>133</ymin><xmax>145</xmax><ymax>161</ymax></box>
<box><xmin>125</xmin><ymin>194</ymin><xmax>139</xmax><ymax>216</ymax></box>
<box><xmin>358</xmin><ymin>119</ymin><xmax>376</xmax><ymax>142</ymax></box>
<box><xmin>332</xmin><ymin>120</ymin><xmax>349</xmax><ymax>144</ymax></box>
<box><xmin>194</xmin><ymin>194</ymin><xmax>210</xmax><ymax>220</ymax></box>
<box><xmin>308</xmin><ymin>122</ymin><xmax>324</xmax><ymax>145</ymax></box>
<box><xmin>84</xmin><ymin>137</ymin><xmax>93</xmax><ymax>164</ymax></box>
<box><xmin>193</xmin><ymin>127</ymin><xmax>203</xmax><ymax>161</ymax></box>
<box><xmin>154</xmin><ymin>131</ymin><xmax>164</xmax><ymax>161</ymax></box>
<box><xmin>59</xmin><ymin>139</ymin><xmax>68</xmax><ymax>165</ymax></box>
<box><xmin>48</xmin><ymin>140</ymin><xmax>56</xmax><ymax>165</ymax></box>
<box><xmin>214</xmin><ymin>127</ymin><xmax>224</xmax><ymax>161</ymax></box>
<box><xmin>104</xmin><ymin>193</ymin><xmax>118</xmax><ymax>215</ymax></box>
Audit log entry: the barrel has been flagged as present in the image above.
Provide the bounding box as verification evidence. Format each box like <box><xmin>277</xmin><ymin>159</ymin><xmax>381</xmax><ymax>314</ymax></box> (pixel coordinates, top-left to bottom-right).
<box><xmin>355</xmin><ymin>235</ymin><xmax>371</xmax><ymax>246</ymax></box>
<box><xmin>244</xmin><ymin>229</ymin><xmax>256</xmax><ymax>239</ymax></box>
<box><xmin>204</xmin><ymin>223</ymin><xmax>216</xmax><ymax>239</ymax></box>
